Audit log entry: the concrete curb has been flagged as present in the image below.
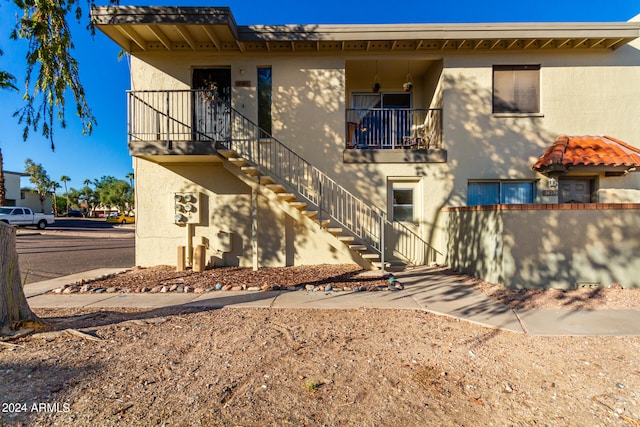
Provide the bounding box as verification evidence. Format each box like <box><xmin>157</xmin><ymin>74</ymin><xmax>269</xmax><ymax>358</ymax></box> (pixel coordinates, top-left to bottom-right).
<box><xmin>24</xmin><ymin>268</ymin><xmax>133</xmax><ymax>298</ymax></box>
<box><xmin>23</xmin><ymin>268</ymin><xmax>640</xmax><ymax>337</ymax></box>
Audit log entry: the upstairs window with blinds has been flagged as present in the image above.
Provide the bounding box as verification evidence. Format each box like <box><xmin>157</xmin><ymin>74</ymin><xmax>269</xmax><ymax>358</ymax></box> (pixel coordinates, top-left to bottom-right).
<box><xmin>492</xmin><ymin>65</ymin><xmax>540</xmax><ymax>114</ymax></box>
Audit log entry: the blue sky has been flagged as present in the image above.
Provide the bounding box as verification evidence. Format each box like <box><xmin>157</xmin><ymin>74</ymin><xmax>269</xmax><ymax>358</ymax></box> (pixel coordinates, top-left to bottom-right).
<box><xmin>1</xmin><ymin>1</ymin><xmax>639</xmax><ymax>190</ymax></box>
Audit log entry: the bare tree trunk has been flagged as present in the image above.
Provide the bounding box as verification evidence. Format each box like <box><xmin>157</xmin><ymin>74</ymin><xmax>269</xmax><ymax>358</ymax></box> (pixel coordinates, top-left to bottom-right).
<box><xmin>0</xmin><ymin>223</ymin><xmax>40</xmax><ymax>335</ymax></box>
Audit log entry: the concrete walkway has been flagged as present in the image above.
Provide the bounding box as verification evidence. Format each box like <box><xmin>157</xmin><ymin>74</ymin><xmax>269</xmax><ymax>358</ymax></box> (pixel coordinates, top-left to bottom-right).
<box><xmin>24</xmin><ymin>266</ymin><xmax>640</xmax><ymax>337</ymax></box>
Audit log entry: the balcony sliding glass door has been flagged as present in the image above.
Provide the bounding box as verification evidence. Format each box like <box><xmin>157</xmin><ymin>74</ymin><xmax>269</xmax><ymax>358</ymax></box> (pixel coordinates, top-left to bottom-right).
<box><xmin>350</xmin><ymin>92</ymin><xmax>411</xmax><ymax>148</ymax></box>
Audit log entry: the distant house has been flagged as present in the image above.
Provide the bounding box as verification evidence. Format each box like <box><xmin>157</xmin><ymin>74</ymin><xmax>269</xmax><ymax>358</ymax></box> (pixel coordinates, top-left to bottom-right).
<box><xmin>20</xmin><ymin>190</ymin><xmax>53</xmax><ymax>214</ymax></box>
<box><xmin>93</xmin><ymin>6</ymin><xmax>640</xmax><ymax>288</ymax></box>
<box><xmin>2</xmin><ymin>171</ymin><xmax>28</xmax><ymax>206</ymax></box>
<box><xmin>2</xmin><ymin>171</ymin><xmax>53</xmax><ymax>214</ymax></box>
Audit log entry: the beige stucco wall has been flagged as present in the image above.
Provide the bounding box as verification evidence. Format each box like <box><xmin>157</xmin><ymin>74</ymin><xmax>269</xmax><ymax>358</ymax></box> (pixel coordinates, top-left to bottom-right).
<box><xmin>3</xmin><ymin>172</ymin><xmax>23</xmax><ymax>204</ymax></box>
<box><xmin>128</xmin><ymin>37</ymin><xmax>640</xmax><ymax>269</ymax></box>
<box><xmin>444</xmin><ymin>207</ymin><xmax>640</xmax><ymax>289</ymax></box>
<box><xmin>442</xmin><ymin>43</ymin><xmax>640</xmax><ymax>207</ymax></box>
<box><xmin>133</xmin><ymin>157</ymin><xmax>357</xmax><ymax>267</ymax></box>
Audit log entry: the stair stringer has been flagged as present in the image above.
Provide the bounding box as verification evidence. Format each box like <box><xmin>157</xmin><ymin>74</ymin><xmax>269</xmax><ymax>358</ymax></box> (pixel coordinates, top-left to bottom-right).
<box><xmin>220</xmin><ymin>158</ymin><xmax>376</xmax><ymax>270</ymax></box>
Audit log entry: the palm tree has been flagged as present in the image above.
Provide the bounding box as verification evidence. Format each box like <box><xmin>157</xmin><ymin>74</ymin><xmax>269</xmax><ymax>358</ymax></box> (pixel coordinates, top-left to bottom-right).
<box><xmin>50</xmin><ymin>181</ymin><xmax>61</xmax><ymax>216</ymax></box>
<box><xmin>60</xmin><ymin>175</ymin><xmax>71</xmax><ymax>214</ymax></box>
<box><xmin>125</xmin><ymin>172</ymin><xmax>134</xmax><ymax>189</ymax></box>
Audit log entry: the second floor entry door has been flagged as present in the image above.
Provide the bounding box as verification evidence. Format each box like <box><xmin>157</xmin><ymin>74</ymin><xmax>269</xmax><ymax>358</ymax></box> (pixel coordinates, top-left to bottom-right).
<box><xmin>193</xmin><ymin>68</ymin><xmax>231</xmax><ymax>142</ymax></box>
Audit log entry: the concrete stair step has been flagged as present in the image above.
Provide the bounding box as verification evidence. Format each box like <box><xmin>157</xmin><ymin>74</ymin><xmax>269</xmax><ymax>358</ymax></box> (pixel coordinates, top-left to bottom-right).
<box><xmin>327</xmin><ymin>227</ymin><xmax>343</xmax><ymax>234</ymax></box>
<box><xmin>228</xmin><ymin>158</ymin><xmax>248</xmax><ymax>167</ymax></box>
<box><xmin>337</xmin><ymin>235</ymin><xmax>355</xmax><ymax>242</ymax></box>
<box><xmin>371</xmin><ymin>262</ymin><xmax>391</xmax><ymax>269</ymax></box>
<box><xmin>218</xmin><ymin>149</ymin><xmax>237</xmax><ymax>159</ymax></box>
<box><xmin>289</xmin><ymin>202</ymin><xmax>307</xmax><ymax>210</ymax></box>
<box><xmin>361</xmin><ymin>253</ymin><xmax>380</xmax><ymax>260</ymax></box>
<box><xmin>241</xmin><ymin>166</ymin><xmax>259</xmax><ymax>176</ymax></box>
<box><xmin>302</xmin><ymin>210</ymin><xmax>318</xmax><ymax>218</ymax></box>
<box><xmin>266</xmin><ymin>184</ymin><xmax>286</xmax><ymax>193</ymax></box>
<box><xmin>349</xmin><ymin>244</ymin><xmax>367</xmax><ymax>251</ymax></box>
<box><xmin>314</xmin><ymin>219</ymin><xmax>330</xmax><ymax>228</ymax></box>
<box><xmin>277</xmin><ymin>193</ymin><xmax>296</xmax><ymax>201</ymax></box>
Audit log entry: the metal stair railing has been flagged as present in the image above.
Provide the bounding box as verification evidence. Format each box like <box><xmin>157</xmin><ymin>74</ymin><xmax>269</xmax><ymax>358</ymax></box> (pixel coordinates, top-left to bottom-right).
<box><xmin>226</xmin><ymin>106</ymin><xmax>441</xmax><ymax>265</ymax></box>
<box><xmin>225</xmin><ymin>108</ymin><xmax>386</xmax><ymax>255</ymax></box>
<box><xmin>127</xmin><ymin>89</ymin><xmax>439</xmax><ymax>265</ymax></box>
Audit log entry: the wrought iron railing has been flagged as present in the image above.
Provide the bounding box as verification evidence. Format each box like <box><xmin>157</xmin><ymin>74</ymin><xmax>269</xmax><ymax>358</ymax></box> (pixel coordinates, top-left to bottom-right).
<box><xmin>346</xmin><ymin>108</ymin><xmax>442</xmax><ymax>150</ymax></box>
<box><xmin>128</xmin><ymin>89</ymin><xmax>230</xmax><ymax>147</ymax></box>
<box><xmin>127</xmin><ymin>89</ymin><xmax>440</xmax><ymax>265</ymax></box>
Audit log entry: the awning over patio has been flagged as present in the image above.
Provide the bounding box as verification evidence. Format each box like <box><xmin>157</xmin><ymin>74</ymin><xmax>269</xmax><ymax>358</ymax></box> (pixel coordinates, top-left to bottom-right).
<box><xmin>533</xmin><ymin>135</ymin><xmax>640</xmax><ymax>175</ymax></box>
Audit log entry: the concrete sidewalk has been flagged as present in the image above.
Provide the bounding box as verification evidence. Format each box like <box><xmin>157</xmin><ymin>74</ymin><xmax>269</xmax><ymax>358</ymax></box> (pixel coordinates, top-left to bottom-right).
<box><xmin>24</xmin><ymin>267</ymin><xmax>640</xmax><ymax>337</ymax></box>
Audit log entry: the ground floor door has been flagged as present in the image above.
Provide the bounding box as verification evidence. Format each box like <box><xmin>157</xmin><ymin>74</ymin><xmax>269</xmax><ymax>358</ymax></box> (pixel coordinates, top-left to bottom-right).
<box><xmin>192</xmin><ymin>68</ymin><xmax>231</xmax><ymax>142</ymax></box>
<box><xmin>559</xmin><ymin>178</ymin><xmax>594</xmax><ymax>203</ymax></box>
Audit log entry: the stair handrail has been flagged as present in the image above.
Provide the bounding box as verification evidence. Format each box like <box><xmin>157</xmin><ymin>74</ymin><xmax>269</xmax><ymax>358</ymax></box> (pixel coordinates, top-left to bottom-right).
<box><xmin>225</xmin><ymin>106</ymin><xmax>386</xmax><ymax>254</ymax></box>
<box><xmin>226</xmin><ymin>104</ymin><xmax>439</xmax><ymax>263</ymax></box>
<box><xmin>127</xmin><ymin>89</ymin><xmax>438</xmax><ymax>263</ymax></box>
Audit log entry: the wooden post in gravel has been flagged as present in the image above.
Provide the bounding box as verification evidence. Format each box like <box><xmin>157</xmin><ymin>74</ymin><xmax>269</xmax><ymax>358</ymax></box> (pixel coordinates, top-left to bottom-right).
<box><xmin>177</xmin><ymin>246</ymin><xmax>186</xmax><ymax>272</ymax></box>
<box><xmin>193</xmin><ymin>245</ymin><xmax>205</xmax><ymax>272</ymax></box>
<box><xmin>0</xmin><ymin>223</ymin><xmax>40</xmax><ymax>336</ymax></box>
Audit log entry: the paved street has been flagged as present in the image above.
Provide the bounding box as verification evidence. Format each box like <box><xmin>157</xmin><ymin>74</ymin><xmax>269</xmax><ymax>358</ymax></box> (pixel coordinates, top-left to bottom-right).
<box><xmin>16</xmin><ymin>218</ymin><xmax>134</xmax><ymax>284</ymax></box>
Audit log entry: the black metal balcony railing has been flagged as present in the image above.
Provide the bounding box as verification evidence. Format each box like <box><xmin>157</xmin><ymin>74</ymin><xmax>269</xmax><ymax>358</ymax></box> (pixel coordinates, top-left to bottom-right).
<box><xmin>127</xmin><ymin>89</ymin><xmax>441</xmax><ymax>266</ymax></box>
<box><xmin>128</xmin><ymin>89</ymin><xmax>230</xmax><ymax>147</ymax></box>
<box><xmin>346</xmin><ymin>108</ymin><xmax>443</xmax><ymax>150</ymax></box>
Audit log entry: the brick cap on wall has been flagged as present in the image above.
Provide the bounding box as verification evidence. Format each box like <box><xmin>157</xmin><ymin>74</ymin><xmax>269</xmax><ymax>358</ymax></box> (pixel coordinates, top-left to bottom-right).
<box><xmin>442</xmin><ymin>203</ymin><xmax>640</xmax><ymax>212</ymax></box>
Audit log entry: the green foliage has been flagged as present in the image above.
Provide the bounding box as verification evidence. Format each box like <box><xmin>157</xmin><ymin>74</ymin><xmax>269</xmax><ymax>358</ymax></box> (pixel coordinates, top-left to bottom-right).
<box><xmin>304</xmin><ymin>380</ymin><xmax>319</xmax><ymax>393</ymax></box>
<box><xmin>67</xmin><ymin>187</ymin><xmax>81</xmax><ymax>208</ymax></box>
<box><xmin>60</xmin><ymin>175</ymin><xmax>71</xmax><ymax>212</ymax></box>
<box><xmin>0</xmin><ymin>49</ymin><xmax>18</xmax><ymax>91</ymax></box>
<box><xmin>8</xmin><ymin>0</ymin><xmax>118</xmax><ymax>149</ymax></box>
<box><xmin>93</xmin><ymin>175</ymin><xmax>133</xmax><ymax>214</ymax></box>
<box><xmin>78</xmin><ymin>182</ymin><xmax>98</xmax><ymax>213</ymax></box>
<box><xmin>54</xmin><ymin>195</ymin><xmax>66</xmax><ymax>214</ymax></box>
<box><xmin>24</xmin><ymin>158</ymin><xmax>53</xmax><ymax>212</ymax></box>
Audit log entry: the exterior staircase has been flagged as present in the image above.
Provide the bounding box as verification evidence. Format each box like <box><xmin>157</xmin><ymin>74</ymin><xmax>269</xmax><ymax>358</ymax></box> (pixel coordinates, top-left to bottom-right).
<box><xmin>126</xmin><ymin>89</ymin><xmax>438</xmax><ymax>269</ymax></box>
<box><xmin>217</xmin><ymin>147</ymin><xmax>384</xmax><ymax>270</ymax></box>
<box><xmin>214</xmin><ymin>105</ymin><xmax>437</xmax><ymax>270</ymax></box>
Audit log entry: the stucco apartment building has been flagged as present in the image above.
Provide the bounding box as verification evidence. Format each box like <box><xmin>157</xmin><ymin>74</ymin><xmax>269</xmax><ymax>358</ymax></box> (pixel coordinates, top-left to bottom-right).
<box><xmin>3</xmin><ymin>171</ymin><xmax>53</xmax><ymax>214</ymax></box>
<box><xmin>94</xmin><ymin>6</ymin><xmax>640</xmax><ymax>288</ymax></box>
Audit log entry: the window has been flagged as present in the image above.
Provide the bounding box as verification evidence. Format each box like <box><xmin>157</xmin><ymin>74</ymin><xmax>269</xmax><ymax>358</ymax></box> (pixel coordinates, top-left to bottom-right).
<box><xmin>257</xmin><ymin>67</ymin><xmax>272</xmax><ymax>138</ymax></box>
<box><xmin>468</xmin><ymin>181</ymin><xmax>536</xmax><ymax>206</ymax></box>
<box><xmin>12</xmin><ymin>208</ymin><xmax>24</xmax><ymax>215</ymax></box>
<box><xmin>392</xmin><ymin>189</ymin><xmax>414</xmax><ymax>221</ymax></box>
<box><xmin>352</xmin><ymin>92</ymin><xmax>411</xmax><ymax>109</ymax></box>
<box><xmin>493</xmin><ymin>65</ymin><xmax>540</xmax><ymax>114</ymax></box>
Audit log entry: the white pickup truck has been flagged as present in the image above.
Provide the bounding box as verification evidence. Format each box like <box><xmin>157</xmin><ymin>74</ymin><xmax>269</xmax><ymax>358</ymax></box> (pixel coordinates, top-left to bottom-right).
<box><xmin>0</xmin><ymin>207</ymin><xmax>55</xmax><ymax>229</ymax></box>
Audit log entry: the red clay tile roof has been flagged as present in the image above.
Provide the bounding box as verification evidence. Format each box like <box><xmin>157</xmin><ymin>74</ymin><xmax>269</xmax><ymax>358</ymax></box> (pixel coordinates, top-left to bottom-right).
<box><xmin>533</xmin><ymin>135</ymin><xmax>640</xmax><ymax>171</ymax></box>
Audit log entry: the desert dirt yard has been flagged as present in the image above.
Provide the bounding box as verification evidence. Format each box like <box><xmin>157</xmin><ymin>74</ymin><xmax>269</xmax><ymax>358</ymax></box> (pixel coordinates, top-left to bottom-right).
<box><xmin>1</xmin><ymin>265</ymin><xmax>639</xmax><ymax>426</ymax></box>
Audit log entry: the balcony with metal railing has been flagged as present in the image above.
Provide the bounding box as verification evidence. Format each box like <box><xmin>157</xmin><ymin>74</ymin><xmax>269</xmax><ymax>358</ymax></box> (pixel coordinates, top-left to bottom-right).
<box><xmin>127</xmin><ymin>89</ymin><xmax>230</xmax><ymax>157</ymax></box>
<box><xmin>344</xmin><ymin>107</ymin><xmax>446</xmax><ymax>163</ymax></box>
<box><xmin>127</xmin><ymin>89</ymin><xmax>441</xmax><ymax>266</ymax></box>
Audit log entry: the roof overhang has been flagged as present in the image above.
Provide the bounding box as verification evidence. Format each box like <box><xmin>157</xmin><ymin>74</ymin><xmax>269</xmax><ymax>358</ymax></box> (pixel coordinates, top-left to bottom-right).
<box><xmin>91</xmin><ymin>6</ymin><xmax>640</xmax><ymax>54</ymax></box>
<box><xmin>4</xmin><ymin>171</ymin><xmax>29</xmax><ymax>177</ymax></box>
<box><xmin>533</xmin><ymin>135</ymin><xmax>640</xmax><ymax>177</ymax></box>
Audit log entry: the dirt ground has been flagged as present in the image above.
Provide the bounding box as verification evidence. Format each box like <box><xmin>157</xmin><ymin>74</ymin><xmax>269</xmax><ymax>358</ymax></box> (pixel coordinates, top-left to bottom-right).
<box><xmin>1</xmin><ymin>265</ymin><xmax>639</xmax><ymax>426</ymax></box>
